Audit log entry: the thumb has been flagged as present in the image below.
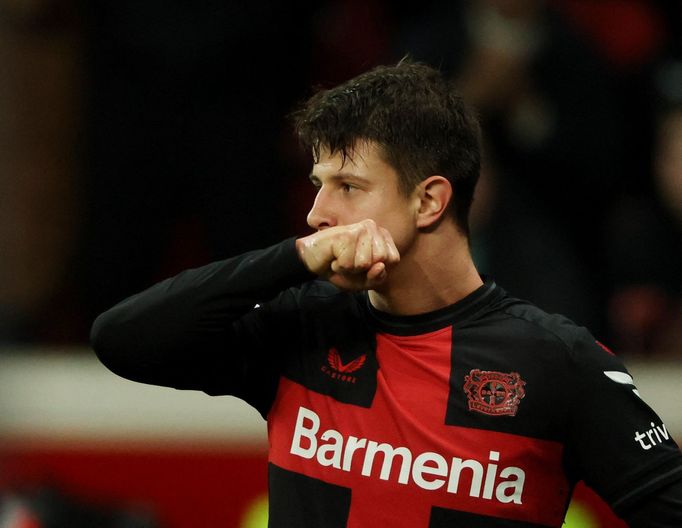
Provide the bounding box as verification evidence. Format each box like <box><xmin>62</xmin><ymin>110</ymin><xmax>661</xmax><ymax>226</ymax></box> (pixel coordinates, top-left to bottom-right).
<box><xmin>366</xmin><ymin>261</ymin><xmax>387</xmax><ymax>285</ymax></box>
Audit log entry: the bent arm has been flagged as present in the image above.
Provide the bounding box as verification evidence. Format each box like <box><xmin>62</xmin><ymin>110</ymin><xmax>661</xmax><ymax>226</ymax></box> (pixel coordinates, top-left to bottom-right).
<box><xmin>90</xmin><ymin>238</ymin><xmax>314</xmax><ymax>392</ymax></box>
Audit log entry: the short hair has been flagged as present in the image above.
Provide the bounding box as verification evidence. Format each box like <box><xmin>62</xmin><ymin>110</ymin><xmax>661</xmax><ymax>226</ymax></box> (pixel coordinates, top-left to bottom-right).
<box><xmin>292</xmin><ymin>60</ymin><xmax>482</xmax><ymax>235</ymax></box>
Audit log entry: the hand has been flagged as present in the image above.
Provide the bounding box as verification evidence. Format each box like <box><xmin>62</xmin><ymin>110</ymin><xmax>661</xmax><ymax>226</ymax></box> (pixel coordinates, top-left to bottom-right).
<box><xmin>295</xmin><ymin>220</ymin><xmax>400</xmax><ymax>290</ymax></box>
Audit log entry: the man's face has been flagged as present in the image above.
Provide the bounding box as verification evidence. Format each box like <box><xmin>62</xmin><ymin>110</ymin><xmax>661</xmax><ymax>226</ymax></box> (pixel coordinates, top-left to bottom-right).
<box><xmin>307</xmin><ymin>141</ymin><xmax>419</xmax><ymax>253</ymax></box>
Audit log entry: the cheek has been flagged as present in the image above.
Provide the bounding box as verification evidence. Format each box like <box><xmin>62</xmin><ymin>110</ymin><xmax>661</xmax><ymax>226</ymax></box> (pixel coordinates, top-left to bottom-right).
<box><xmin>380</xmin><ymin>212</ymin><xmax>417</xmax><ymax>254</ymax></box>
<box><xmin>371</xmin><ymin>195</ymin><xmax>418</xmax><ymax>248</ymax></box>
<box><xmin>392</xmin><ymin>226</ymin><xmax>418</xmax><ymax>255</ymax></box>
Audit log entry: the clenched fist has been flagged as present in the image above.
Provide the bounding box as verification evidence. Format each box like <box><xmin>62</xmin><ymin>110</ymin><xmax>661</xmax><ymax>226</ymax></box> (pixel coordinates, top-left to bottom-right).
<box><xmin>295</xmin><ymin>220</ymin><xmax>400</xmax><ymax>290</ymax></box>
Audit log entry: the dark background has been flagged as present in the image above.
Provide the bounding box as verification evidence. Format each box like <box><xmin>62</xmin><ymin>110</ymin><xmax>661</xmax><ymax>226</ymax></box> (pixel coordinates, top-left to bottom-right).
<box><xmin>1</xmin><ymin>0</ymin><xmax>680</xmax><ymax>357</ymax></box>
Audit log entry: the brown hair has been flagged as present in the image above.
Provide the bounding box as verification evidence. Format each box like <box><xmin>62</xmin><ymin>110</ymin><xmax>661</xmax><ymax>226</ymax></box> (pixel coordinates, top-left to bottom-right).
<box><xmin>292</xmin><ymin>60</ymin><xmax>482</xmax><ymax>235</ymax></box>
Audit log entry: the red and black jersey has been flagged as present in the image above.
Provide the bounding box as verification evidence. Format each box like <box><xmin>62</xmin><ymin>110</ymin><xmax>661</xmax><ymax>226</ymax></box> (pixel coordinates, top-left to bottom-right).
<box><xmin>91</xmin><ymin>238</ymin><xmax>682</xmax><ymax>527</ymax></box>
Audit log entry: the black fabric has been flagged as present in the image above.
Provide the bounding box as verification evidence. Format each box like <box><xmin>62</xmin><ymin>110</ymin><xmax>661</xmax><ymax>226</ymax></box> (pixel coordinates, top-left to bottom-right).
<box><xmin>268</xmin><ymin>463</ymin><xmax>350</xmax><ymax>528</ymax></box>
<box><xmin>622</xmin><ymin>478</ymin><xmax>682</xmax><ymax>527</ymax></box>
<box><xmin>287</xmin><ymin>291</ymin><xmax>378</xmax><ymax>407</ymax></box>
<box><xmin>90</xmin><ymin>237</ymin><xmax>314</xmax><ymax>415</ymax></box>
<box><xmin>429</xmin><ymin>506</ymin><xmax>550</xmax><ymax>528</ymax></box>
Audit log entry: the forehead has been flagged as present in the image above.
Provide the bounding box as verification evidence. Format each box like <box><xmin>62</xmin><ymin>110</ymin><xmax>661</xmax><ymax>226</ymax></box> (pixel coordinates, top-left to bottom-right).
<box><xmin>314</xmin><ymin>141</ymin><xmax>394</xmax><ymax>177</ymax></box>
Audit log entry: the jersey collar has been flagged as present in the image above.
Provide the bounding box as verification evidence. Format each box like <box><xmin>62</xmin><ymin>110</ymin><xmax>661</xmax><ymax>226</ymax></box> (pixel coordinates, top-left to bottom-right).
<box><xmin>363</xmin><ymin>277</ymin><xmax>501</xmax><ymax>336</ymax></box>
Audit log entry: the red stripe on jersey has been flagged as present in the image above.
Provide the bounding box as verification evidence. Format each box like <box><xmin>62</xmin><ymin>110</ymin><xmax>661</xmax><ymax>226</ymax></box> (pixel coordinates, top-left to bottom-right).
<box><xmin>595</xmin><ymin>340</ymin><xmax>616</xmax><ymax>355</ymax></box>
<box><xmin>268</xmin><ymin>327</ymin><xmax>569</xmax><ymax>527</ymax></box>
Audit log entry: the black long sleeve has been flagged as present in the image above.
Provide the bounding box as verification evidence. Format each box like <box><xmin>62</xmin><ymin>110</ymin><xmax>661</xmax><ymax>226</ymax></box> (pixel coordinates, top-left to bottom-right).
<box><xmin>90</xmin><ymin>238</ymin><xmax>314</xmax><ymax>396</ymax></box>
<box><xmin>621</xmin><ymin>478</ymin><xmax>682</xmax><ymax>527</ymax></box>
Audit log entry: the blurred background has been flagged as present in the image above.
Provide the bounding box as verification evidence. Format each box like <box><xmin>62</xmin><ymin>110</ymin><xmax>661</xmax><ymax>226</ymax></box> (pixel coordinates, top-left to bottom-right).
<box><xmin>0</xmin><ymin>0</ymin><xmax>680</xmax><ymax>526</ymax></box>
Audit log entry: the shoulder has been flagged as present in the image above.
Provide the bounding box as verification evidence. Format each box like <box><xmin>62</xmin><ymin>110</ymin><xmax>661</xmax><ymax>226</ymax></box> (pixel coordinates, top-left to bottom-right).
<box><xmin>500</xmin><ymin>299</ymin><xmax>591</xmax><ymax>348</ymax></box>
<box><xmin>488</xmin><ymin>290</ymin><xmax>619</xmax><ymax>369</ymax></box>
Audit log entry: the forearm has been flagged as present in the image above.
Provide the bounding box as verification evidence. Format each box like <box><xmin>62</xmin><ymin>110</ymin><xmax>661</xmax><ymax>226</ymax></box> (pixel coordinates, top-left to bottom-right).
<box><xmin>90</xmin><ymin>237</ymin><xmax>314</xmax><ymax>389</ymax></box>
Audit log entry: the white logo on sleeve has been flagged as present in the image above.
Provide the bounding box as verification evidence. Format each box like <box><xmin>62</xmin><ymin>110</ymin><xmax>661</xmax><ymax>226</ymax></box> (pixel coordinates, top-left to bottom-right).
<box><xmin>601</xmin><ymin>372</ymin><xmax>671</xmax><ymax>451</ymax></box>
<box><xmin>634</xmin><ymin>422</ymin><xmax>670</xmax><ymax>450</ymax></box>
<box><xmin>603</xmin><ymin>370</ymin><xmax>641</xmax><ymax>398</ymax></box>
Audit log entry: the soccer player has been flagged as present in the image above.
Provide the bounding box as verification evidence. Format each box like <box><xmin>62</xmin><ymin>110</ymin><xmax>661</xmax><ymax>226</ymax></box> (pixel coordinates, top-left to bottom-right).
<box><xmin>91</xmin><ymin>61</ymin><xmax>682</xmax><ymax>527</ymax></box>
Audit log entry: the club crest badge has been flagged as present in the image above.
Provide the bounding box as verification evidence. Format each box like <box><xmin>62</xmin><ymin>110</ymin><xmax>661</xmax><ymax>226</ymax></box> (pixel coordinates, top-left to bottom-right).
<box><xmin>464</xmin><ymin>369</ymin><xmax>526</xmax><ymax>416</ymax></box>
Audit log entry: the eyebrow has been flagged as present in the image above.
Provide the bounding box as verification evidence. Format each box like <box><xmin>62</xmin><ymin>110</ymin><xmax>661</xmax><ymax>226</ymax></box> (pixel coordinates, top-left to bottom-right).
<box><xmin>308</xmin><ymin>172</ymin><xmax>371</xmax><ymax>185</ymax></box>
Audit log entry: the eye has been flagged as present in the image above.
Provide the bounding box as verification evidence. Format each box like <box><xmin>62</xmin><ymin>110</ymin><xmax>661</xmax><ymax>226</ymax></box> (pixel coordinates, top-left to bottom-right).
<box><xmin>341</xmin><ymin>183</ymin><xmax>355</xmax><ymax>193</ymax></box>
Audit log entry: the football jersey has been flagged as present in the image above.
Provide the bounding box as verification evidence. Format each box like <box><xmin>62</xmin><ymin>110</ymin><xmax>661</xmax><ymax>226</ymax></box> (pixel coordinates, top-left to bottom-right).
<box><xmin>91</xmin><ymin>238</ymin><xmax>682</xmax><ymax>528</ymax></box>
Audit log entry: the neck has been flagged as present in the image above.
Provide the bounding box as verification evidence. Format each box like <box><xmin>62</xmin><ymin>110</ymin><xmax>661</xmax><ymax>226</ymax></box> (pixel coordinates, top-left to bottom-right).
<box><xmin>368</xmin><ymin>223</ymin><xmax>483</xmax><ymax>316</ymax></box>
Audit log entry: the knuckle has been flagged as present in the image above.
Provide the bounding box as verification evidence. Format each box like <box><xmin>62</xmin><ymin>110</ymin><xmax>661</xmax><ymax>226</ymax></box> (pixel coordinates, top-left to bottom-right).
<box><xmin>355</xmin><ymin>257</ymin><xmax>370</xmax><ymax>269</ymax></box>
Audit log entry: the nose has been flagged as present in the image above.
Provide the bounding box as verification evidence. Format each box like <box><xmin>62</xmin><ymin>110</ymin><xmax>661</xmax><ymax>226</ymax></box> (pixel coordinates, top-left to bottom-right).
<box><xmin>306</xmin><ymin>187</ymin><xmax>337</xmax><ymax>230</ymax></box>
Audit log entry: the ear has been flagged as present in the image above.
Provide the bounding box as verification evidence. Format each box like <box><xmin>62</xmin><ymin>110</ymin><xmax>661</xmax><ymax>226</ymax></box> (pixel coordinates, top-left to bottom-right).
<box><xmin>415</xmin><ymin>175</ymin><xmax>452</xmax><ymax>228</ymax></box>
